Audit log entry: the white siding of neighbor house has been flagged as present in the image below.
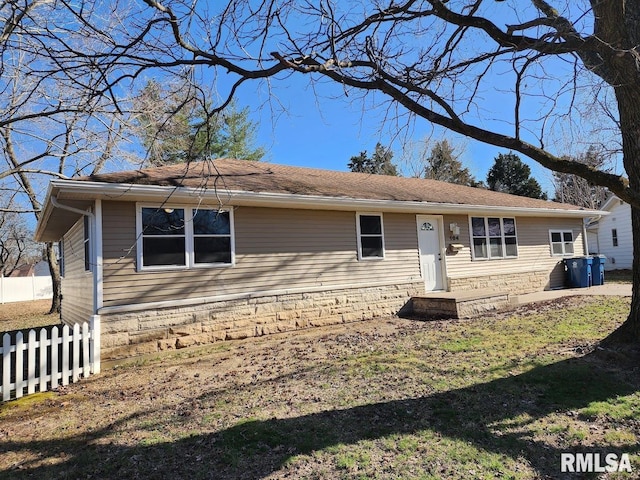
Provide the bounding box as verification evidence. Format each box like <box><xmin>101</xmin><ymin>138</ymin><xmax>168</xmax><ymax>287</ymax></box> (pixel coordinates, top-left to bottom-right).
<box><xmin>595</xmin><ymin>199</ymin><xmax>632</xmax><ymax>270</ymax></box>
<box><xmin>100</xmin><ymin>202</ymin><xmax>423</xmax><ymax>308</ymax></box>
<box><xmin>442</xmin><ymin>214</ymin><xmax>585</xmax><ymax>290</ymax></box>
<box><xmin>61</xmin><ymin>217</ymin><xmax>95</xmax><ymax>325</ymax></box>
<box><xmin>587</xmin><ymin>231</ymin><xmax>598</xmax><ymax>255</ymax></box>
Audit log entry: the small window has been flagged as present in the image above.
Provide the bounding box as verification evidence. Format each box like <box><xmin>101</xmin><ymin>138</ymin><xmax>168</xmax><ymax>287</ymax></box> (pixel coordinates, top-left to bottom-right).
<box><xmin>470</xmin><ymin>217</ymin><xmax>518</xmax><ymax>260</ymax></box>
<box><xmin>612</xmin><ymin>228</ymin><xmax>618</xmax><ymax>247</ymax></box>
<box><xmin>550</xmin><ymin>230</ymin><xmax>574</xmax><ymax>256</ymax></box>
<box><xmin>83</xmin><ymin>216</ymin><xmax>91</xmax><ymax>271</ymax></box>
<box><xmin>357</xmin><ymin>213</ymin><xmax>384</xmax><ymax>259</ymax></box>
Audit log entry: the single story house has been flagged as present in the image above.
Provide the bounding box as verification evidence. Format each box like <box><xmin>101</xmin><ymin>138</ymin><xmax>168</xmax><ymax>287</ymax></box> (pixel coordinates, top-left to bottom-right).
<box><xmin>587</xmin><ymin>194</ymin><xmax>632</xmax><ymax>270</ymax></box>
<box><xmin>34</xmin><ymin>159</ymin><xmax>602</xmax><ymax>359</ymax></box>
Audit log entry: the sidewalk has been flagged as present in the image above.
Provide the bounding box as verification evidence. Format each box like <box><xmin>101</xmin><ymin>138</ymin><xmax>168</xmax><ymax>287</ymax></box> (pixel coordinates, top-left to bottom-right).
<box><xmin>512</xmin><ymin>283</ymin><xmax>632</xmax><ymax>305</ymax></box>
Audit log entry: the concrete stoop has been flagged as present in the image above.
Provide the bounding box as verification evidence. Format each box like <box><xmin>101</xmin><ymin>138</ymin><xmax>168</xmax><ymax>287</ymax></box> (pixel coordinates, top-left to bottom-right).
<box><xmin>412</xmin><ymin>289</ymin><xmax>510</xmax><ymax>319</ymax></box>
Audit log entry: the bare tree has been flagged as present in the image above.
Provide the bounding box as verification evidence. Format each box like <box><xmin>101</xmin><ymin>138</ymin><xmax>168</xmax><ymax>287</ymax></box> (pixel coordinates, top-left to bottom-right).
<box><xmin>0</xmin><ymin>206</ymin><xmax>41</xmax><ymax>277</ymax></box>
<box><xmin>0</xmin><ymin>1</ymin><xmax>131</xmax><ymax>313</ymax></box>
<box><xmin>5</xmin><ymin>1</ymin><xmax>640</xmax><ymax>343</ymax></box>
<box><xmin>553</xmin><ymin>146</ymin><xmax>610</xmax><ymax>209</ymax></box>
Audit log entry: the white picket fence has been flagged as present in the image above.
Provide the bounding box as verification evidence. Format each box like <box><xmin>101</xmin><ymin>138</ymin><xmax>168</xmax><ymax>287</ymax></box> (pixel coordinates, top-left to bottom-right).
<box><xmin>0</xmin><ymin>316</ymin><xmax>100</xmax><ymax>401</ymax></box>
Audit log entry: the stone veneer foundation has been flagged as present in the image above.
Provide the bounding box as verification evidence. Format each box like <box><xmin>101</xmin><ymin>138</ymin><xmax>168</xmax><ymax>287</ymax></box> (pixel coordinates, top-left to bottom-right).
<box><xmin>448</xmin><ymin>270</ymin><xmax>550</xmax><ymax>295</ymax></box>
<box><xmin>100</xmin><ymin>282</ymin><xmax>423</xmax><ymax>360</ymax></box>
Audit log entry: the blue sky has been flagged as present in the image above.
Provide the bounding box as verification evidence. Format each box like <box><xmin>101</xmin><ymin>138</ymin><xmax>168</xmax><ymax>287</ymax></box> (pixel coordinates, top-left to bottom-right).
<box><xmin>205</xmin><ymin>3</ymin><xmax>597</xmax><ymax>200</ymax></box>
<box><xmin>232</xmin><ymin>75</ymin><xmax>558</xmax><ymax>197</ymax></box>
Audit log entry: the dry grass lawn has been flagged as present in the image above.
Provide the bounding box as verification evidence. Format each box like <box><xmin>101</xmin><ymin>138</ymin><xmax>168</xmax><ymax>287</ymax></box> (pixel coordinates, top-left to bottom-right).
<box><xmin>0</xmin><ymin>296</ymin><xmax>638</xmax><ymax>479</ymax></box>
<box><xmin>0</xmin><ymin>299</ymin><xmax>59</xmax><ymax>333</ymax></box>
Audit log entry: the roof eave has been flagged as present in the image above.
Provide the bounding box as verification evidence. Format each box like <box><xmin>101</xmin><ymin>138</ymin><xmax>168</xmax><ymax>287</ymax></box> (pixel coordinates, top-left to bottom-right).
<box><xmin>33</xmin><ymin>182</ymin><xmax>57</xmax><ymax>242</ymax></box>
<box><xmin>48</xmin><ymin>179</ymin><xmax>607</xmax><ymax>219</ymax></box>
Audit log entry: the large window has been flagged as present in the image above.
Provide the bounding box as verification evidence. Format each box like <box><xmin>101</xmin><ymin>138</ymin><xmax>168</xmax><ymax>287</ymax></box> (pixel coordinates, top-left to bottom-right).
<box><xmin>470</xmin><ymin>217</ymin><xmax>518</xmax><ymax>260</ymax></box>
<box><xmin>357</xmin><ymin>213</ymin><xmax>385</xmax><ymax>259</ymax></box>
<box><xmin>138</xmin><ymin>206</ymin><xmax>234</xmax><ymax>269</ymax></box>
<box><xmin>549</xmin><ymin>230</ymin><xmax>574</xmax><ymax>256</ymax></box>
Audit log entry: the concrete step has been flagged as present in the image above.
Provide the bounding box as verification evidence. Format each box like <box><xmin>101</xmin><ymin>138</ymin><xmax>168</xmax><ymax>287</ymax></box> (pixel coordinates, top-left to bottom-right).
<box><xmin>411</xmin><ymin>289</ymin><xmax>510</xmax><ymax>319</ymax></box>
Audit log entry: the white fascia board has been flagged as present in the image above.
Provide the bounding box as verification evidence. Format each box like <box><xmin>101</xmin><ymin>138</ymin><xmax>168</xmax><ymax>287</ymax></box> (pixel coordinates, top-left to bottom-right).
<box><xmin>51</xmin><ymin>180</ymin><xmax>608</xmax><ymax>219</ymax></box>
<box><xmin>33</xmin><ymin>182</ymin><xmax>57</xmax><ymax>242</ymax></box>
<box><xmin>599</xmin><ymin>194</ymin><xmax>619</xmax><ymax>212</ymax></box>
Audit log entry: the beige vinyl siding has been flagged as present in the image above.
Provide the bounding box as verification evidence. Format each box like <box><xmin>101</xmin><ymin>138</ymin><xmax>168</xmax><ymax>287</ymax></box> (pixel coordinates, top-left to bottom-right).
<box><xmin>61</xmin><ymin>217</ymin><xmax>95</xmax><ymax>325</ymax></box>
<box><xmin>444</xmin><ymin>215</ymin><xmax>584</xmax><ymax>289</ymax></box>
<box><xmin>101</xmin><ymin>202</ymin><xmax>422</xmax><ymax>308</ymax></box>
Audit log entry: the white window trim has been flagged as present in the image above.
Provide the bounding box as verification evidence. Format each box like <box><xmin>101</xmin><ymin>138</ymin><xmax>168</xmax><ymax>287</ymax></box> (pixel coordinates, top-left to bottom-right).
<box><xmin>59</xmin><ymin>240</ymin><xmax>65</xmax><ymax>278</ymax></box>
<box><xmin>83</xmin><ymin>215</ymin><xmax>92</xmax><ymax>272</ymax></box>
<box><xmin>356</xmin><ymin>212</ymin><xmax>385</xmax><ymax>261</ymax></box>
<box><xmin>136</xmin><ymin>204</ymin><xmax>235</xmax><ymax>271</ymax></box>
<box><xmin>469</xmin><ymin>216</ymin><xmax>519</xmax><ymax>261</ymax></box>
<box><xmin>549</xmin><ymin>229</ymin><xmax>575</xmax><ymax>257</ymax></box>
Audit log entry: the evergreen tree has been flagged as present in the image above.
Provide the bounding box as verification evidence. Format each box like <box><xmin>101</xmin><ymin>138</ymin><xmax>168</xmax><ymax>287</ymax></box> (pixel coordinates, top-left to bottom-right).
<box><xmin>348</xmin><ymin>143</ymin><xmax>398</xmax><ymax>176</ymax></box>
<box><xmin>133</xmin><ymin>80</ymin><xmax>264</xmax><ymax>165</ymax></box>
<box><xmin>424</xmin><ymin>140</ymin><xmax>482</xmax><ymax>187</ymax></box>
<box><xmin>487</xmin><ymin>152</ymin><xmax>548</xmax><ymax>200</ymax></box>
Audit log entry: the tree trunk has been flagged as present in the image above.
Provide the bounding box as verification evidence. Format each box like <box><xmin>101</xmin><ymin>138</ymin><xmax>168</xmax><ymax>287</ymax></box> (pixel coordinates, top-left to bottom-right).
<box><xmin>628</xmin><ymin>204</ymin><xmax>640</xmax><ymax>340</ymax></box>
<box><xmin>45</xmin><ymin>242</ymin><xmax>61</xmax><ymax>315</ymax></box>
<box><xmin>601</xmin><ymin>84</ymin><xmax>640</xmax><ymax>347</ymax></box>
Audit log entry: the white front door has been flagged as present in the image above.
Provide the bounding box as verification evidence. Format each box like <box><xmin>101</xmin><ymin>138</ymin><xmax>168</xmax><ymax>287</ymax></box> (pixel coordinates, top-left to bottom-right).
<box><xmin>417</xmin><ymin>215</ymin><xmax>444</xmax><ymax>291</ymax></box>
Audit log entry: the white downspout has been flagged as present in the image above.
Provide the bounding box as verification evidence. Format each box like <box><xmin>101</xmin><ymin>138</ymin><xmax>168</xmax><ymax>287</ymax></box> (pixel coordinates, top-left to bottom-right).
<box><xmin>91</xmin><ymin>199</ymin><xmax>102</xmax><ymax>374</ymax></box>
<box><xmin>93</xmin><ymin>199</ymin><xmax>103</xmax><ymax>311</ymax></box>
<box><xmin>582</xmin><ymin>219</ymin><xmax>590</xmax><ymax>256</ymax></box>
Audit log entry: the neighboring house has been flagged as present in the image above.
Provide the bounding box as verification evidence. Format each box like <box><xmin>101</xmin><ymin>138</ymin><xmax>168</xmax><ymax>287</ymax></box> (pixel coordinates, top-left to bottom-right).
<box><xmin>34</xmin><ymin>159</ymin><xmax>602</xmax><ymax>359</ymax></box>
<box><xmin>587</xmin><ymin>195</ymin><xmax>632</xmax><ymax>270</ymax></box>
<box><xmin>8</xmin><ymin>260</ymin><xmax>49</xmax><ymax>277</ymax></box>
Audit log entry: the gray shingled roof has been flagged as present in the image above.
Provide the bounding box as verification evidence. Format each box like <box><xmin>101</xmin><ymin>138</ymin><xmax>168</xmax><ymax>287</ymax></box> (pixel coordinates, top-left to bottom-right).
<box><xmin>83</xmin><ymin>158</ymin><xmax>583</xmax><ymax>211</ymax></box>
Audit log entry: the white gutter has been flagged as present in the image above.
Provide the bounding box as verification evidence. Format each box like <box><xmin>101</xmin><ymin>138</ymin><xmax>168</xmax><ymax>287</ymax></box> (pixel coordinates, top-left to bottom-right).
<box><xmin>49</xmin><ymin>180</ymin><xmax>608</xmax><ymax>218</ymax></box>
<box><xmin>51</xmin><ymin>194</ymin><xmax>95</xmax><ymax>219</ymax></box>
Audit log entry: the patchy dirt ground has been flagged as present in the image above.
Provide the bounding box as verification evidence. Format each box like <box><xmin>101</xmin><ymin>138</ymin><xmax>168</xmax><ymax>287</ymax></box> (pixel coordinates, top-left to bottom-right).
<box><xmin>0</xmin><ymin>296</ymin><xmax>638</xmax><ymax>480</ymax></box>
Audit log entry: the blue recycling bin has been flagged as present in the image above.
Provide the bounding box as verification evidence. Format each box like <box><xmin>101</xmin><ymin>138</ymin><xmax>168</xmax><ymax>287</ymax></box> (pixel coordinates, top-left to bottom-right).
<box><xmin>564</xmin><ymin>257</ymin><xmax>593</xmax><ymax>288</ymax></box>
<box><xmin>591</xmin><ymin>255</ymin><xmax>606</xmax><ymax>286</ymax></box>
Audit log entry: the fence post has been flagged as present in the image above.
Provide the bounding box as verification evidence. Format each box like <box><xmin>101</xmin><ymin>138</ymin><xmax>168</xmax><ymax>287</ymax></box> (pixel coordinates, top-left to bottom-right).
<box><xmin>15</xmin><ymin>332</ymin><xmax>24</xmax><ymax>399</ymax></box>
<box><xmin>90</xmin><ymin>315</ymin><xmax>101</xmax><ymax>374</ymax></box>
<box><xmin>2</xmin><ymin>333</ymin><xmax>11</xmax><ymax>401</ymax></box>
